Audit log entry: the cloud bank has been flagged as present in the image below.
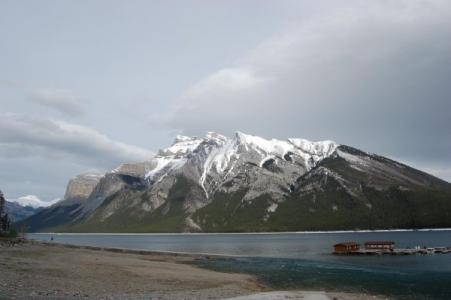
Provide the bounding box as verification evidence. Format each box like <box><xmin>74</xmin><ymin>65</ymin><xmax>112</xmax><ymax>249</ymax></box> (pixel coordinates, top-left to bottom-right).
<box><xmin>30</xmin><ymin>88</ymin><xmax>84</xmax><ymax>116</ymax></box>
<box><xmin>150</xmin><ymin>1</ymin><xmax>451</xmax><ymax>164</ymax></box>
<box><xmin>0</xmin><ymin>113</ymin><xmax>153</xmax><ymax>168</ymax></box>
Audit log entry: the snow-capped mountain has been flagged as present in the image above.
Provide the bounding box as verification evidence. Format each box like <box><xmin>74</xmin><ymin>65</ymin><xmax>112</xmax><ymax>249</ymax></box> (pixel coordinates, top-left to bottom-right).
<box><xmin>145</xmin><ymin>131</ymin><xmax>337</xmax><ymax>199</ymax></box>
<box><xmin>5</xmin><ymin>195</ymin><xmax>60</xmax><ymax>222</ymax></box>
<box><xmin>9</xmin><ymin>195</ymin><xmax>59</xmax><ymax>209</ymax></box>
<box><xmin>20</xmin><ymin>132</ymin><xmax>451</xmax><ymax>232</ymax></box>
<box><xmin>4</xmin><ymin>201</ymin><xmax>40</xmax><ymax>222</ymax></box>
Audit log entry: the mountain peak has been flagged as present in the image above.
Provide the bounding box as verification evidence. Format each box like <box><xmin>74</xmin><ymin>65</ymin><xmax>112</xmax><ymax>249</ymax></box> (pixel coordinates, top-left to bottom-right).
<box><xmin>231</xmin><ymin>132</ymin><xmax>338</xmax><ymax>161</ymax></box>
<box><xmin>64</xmin><ymin>173</ymin><xmax>103</xmax><ymax>201</ymax></box>
<box><xmin>8</xmin><ymin>195</ymin><xmax>59</xmax><ymax>209</ymax></box>
<box><xmin>205</xmin><ymin>131</ymin><xmax>228</xmax><ymax>144</ymax></box>
<box><xmin>288</xmin><ymin>138</ymin><xmax>338</xmax><ymax>157</ymax></box>
<box><xmin>158</xmin><ymin>135</ymin><xmax>203</xmax><ymax>157</ymax></box>
<box><xmin>174</xmin><ymin>135</ymin><xmax>197</xmax><ymax>143</ymax></box>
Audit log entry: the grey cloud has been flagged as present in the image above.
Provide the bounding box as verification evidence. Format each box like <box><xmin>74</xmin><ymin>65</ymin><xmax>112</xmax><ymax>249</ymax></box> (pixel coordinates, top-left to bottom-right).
<box><xmin>30</xmin><ymin>88</ymin><xmax>84</xmax><ymax>116</ymax></box>
<box><xmin>149</xmin><ymin>1</ymin><xmax>451</xmax><ymax>178</ymax></box>
<box><xmin>0</xmin><ymin>113</ymin><xmax>154</xmax><ymax>168</ymax></box>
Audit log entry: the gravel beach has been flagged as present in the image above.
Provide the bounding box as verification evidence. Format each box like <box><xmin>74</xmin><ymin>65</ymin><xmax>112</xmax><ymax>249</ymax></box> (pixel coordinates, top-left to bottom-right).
<box><xmin>0</xmin><ymin>240</ymin><xmax>388</xmax><ymax>300</ymax></box>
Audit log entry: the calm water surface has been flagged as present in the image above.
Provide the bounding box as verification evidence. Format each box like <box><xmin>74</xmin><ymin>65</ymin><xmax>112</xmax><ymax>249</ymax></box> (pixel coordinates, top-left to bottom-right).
<box><xmin>29</xmin><ymin>231</ymin><xmax>451</xmax><ymax>299</ymax></box>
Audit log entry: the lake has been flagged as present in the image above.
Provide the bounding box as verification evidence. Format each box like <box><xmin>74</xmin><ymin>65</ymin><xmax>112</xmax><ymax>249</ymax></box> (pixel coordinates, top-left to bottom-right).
<box><xmin>29</xmin><ymin>230</ymin><xmax>451</xmax><ymax>299</ymax></box>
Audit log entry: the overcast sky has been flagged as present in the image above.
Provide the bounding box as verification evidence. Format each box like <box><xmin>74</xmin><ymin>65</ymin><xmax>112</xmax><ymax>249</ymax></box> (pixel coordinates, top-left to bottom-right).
<box><xmin>1</xmin><ymin>0</ymin><xmax>450</xmax><ymax>203</ymax></box>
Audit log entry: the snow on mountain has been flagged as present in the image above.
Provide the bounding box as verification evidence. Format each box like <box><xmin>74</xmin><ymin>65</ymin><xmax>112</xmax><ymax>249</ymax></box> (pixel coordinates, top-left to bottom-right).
<box><xmin>144</xmin><ymin>131</ymin><xmax>338</xmax><ymax>196</ymax></box>
<box><xmin>159</xmin><ymin>135</ymin><xmax>204</xmax><ymax>157</ymax></box>
<box><xmin>145</xmin><ymin>136</ymin><xmax>203</xmax><ymax>183</ymax></box>
<box><xmin>9</xmin><ymin>195</ymin><xmax>60</xmax><ymax>209</ymax></box>
<box><xmin>234</xmin><ymin>131</ymin><xmax>338</xmax><ymax>168</ymax></box>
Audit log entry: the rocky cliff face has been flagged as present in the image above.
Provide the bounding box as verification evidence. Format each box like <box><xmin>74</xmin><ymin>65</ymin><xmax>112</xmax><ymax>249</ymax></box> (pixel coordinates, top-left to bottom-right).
<box><xmin>20</xmin><ymin>132</ymin><xmax>451</xmax><ymax>233</ymax></box>
<box><xmin>64</xmin><ymin>174</ymin><xmax>104</xmax><ymax>201</ymax></box>
<box><xmin>18</xmin><ymin>173</ymin><xmax>103</xmax><ymax>231</ymax></box>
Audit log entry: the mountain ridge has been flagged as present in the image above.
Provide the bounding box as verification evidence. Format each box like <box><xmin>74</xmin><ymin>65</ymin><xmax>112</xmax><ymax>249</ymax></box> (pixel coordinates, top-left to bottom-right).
<box><xmin>19</xmin><ymin>131</ymin><xmax>451</xmax><ymax>233</ymax></box>
<box><xmin>5</xmin><ymin>201</ymin><xmax>41</xmax><ymax>222</ymax></box>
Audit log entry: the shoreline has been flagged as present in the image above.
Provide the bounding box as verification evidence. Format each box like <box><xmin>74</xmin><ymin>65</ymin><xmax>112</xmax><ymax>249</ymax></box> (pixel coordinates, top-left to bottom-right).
<box><xmin>31</xmin><ymin>227</ymin><xmax>451</xmax><ymax>235</ymax></box>
<box><xmin>1</xmin><ymin>239</ymin><xmax>388</xmax><ymax>300</ymax></box>
<box><xmin>0</xmin><ymin>239</ymin><xmax>263</xmax><ymax>299</ymax></box>
<box><xmin>29</xmin><ymin>238</ymin><xmax>246</xmax><ymax>259</ymax></box>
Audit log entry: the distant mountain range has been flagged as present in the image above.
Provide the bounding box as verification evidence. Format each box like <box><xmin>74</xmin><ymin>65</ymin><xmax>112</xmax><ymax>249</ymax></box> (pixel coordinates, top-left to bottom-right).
<box><xmin>5</xmin><ymin>201</ymin><xmax>42</xmax><ymax>222</ymax></box>
<box><xmin>18</xmin><ymin>132</ymin><xmax>451</xmax><ymax>233</ymax></box>
<box><xmin>5</xmin><ymin>195</ymin><xmax>58</xmax><ymax>223</ymax></box>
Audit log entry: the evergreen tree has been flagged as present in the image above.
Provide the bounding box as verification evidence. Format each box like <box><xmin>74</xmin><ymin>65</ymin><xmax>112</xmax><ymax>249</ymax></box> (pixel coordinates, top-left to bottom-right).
<box><xmin>0</xmin><ymin>190</ymin><xmax>10</xmax><ymax>233</ymax></box>
<box><xmin>0</xmin><ymin>190</ymin><xmax>5</xmax><ymax>221</ymax></box>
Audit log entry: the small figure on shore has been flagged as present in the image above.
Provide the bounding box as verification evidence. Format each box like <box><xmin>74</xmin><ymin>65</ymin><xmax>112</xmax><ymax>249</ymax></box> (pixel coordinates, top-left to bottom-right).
<box><xmin>50</xmin><ymin>236</ymin><xmax>54</xmax><ymax>241</ymax></box>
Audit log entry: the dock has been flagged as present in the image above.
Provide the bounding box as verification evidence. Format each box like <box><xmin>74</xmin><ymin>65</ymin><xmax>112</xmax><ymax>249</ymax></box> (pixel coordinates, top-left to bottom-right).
<box><xmin>333</xmin><ymin>241</ymin><xmax>451</xmax><ymax>255</ymax></box>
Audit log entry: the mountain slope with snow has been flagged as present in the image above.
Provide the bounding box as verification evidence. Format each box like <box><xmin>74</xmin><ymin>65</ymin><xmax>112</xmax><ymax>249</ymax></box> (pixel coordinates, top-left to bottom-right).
<box><xmin>19</xmin><ymin>132</ymin><xmax>451</xmax><ymax>233</ymax></box>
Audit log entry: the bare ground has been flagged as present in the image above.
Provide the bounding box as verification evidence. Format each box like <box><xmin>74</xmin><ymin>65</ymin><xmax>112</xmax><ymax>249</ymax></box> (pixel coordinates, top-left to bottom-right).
<box><xmin>0</xmin><ymin>240</ymin><xmax>262</xmax><ymax>299</ymax></box>
<box><xmin>0</xmin><ymin>240</ymin><xmax>388</xmax><ymax>300</ymax></box>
